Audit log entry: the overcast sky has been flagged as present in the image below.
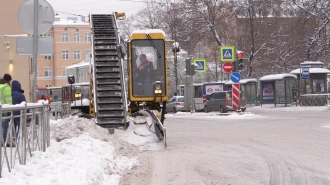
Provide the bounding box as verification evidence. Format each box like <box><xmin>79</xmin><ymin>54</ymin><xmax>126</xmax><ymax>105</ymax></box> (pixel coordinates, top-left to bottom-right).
<box><xmin>46</xmin><ymin>0</ymin><xmax>146</xmax><ymax>18</ymax></box>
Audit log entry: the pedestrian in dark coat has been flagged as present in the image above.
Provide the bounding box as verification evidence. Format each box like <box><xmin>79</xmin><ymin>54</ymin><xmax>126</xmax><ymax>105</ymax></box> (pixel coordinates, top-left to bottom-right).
<box><xmin>11</xmin><ymin>80</ymin><xmax>26</xmax><ymax>138</ymax></box>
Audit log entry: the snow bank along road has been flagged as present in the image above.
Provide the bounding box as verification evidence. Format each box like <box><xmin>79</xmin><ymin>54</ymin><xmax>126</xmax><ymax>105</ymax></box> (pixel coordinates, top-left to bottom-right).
<box><xmin>122</xmin><ymin>110</ymin><xmax>330</xmax><ymax>185</ymax></box>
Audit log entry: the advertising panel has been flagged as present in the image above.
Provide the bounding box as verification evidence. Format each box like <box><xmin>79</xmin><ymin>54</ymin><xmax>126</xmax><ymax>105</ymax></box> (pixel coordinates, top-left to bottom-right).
<box><xmin>205</xmin><ymin>85</ymin><xmax>224</xmax><ymax>95</ymax></box>
<box><xmin>262</xmin><ymin>82</ymin><xmax>275</xmax><ymax>102</ymax></box>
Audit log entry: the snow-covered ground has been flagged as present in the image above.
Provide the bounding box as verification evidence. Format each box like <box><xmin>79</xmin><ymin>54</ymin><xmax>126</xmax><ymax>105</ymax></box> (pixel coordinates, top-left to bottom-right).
<box><xmin>1</xmin><ymin>104</ymin><xmax>329</xmax><ymax>184</ymax></box>
<box><xmin>0</xmin><ymin>116</ymin><xmax>139</xmax><ymax>185</ymax></box>
<box><xmin>251</xmin><ymin>104</ymin><xmax>330</xmax><ymax>112</ymax></box>
<box><xmin>117</xmin><ymin>116</ymin><xmax>165</xmax><ymax>151</ymax></box>
<box><xmin>166</xmin><ymin>111</ymin><xmax>264</xmax><ymax>119</ymax></box>
<box><xmin>322</xmin><ymin>125</ymin><xmax>330</xmax><ymax>129</ymax></box>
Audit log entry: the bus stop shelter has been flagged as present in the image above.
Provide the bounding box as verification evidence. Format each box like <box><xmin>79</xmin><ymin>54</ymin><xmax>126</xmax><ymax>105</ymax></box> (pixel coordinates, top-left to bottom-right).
<box><xmin>290</xmin><ymin>61</ymin><xmax>330</xmax><ymax>106</ymax></box>
<box><xmin>259</xmin><ymin>74</ymin><xmax>297</xmax><ymax>107</ymax></box>
<box><xmin>225</xmin><ymin>79</ymin><xmax>258</xmax><ymax>106</ymax></box>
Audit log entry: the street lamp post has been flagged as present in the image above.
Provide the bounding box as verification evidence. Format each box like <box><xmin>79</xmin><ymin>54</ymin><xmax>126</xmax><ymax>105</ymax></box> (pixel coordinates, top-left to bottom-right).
<box><xmin>172</xmin><ymin>42</ymin><xmax>180</xmax><ymax>94</ymax></box>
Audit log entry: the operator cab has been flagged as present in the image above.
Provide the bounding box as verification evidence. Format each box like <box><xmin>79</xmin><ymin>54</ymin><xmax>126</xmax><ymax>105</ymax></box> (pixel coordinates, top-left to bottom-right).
<box><xmin>128</xmin><ymin>29</ymin><xmax>167</xmax><ymax>102</ymax></box>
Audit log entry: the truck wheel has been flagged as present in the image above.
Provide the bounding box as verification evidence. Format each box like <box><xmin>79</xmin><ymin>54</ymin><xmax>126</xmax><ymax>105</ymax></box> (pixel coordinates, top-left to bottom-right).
<box><xmin>220</xmin><ymin>106</ymin><xmax>225</xmax><ymax>113</ymax></box>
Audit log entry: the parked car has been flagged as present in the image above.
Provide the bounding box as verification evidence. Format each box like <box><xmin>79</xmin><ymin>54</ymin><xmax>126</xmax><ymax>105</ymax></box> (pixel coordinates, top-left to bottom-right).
<box><xmin>204</xmin><ymin>91</ymin><xmax>246</xmax><ymax>113</ymax></box>
<box><xmin>166</xmin><ymin>96</ymin><xmax>185</xmax><ymax>113</ymax></box>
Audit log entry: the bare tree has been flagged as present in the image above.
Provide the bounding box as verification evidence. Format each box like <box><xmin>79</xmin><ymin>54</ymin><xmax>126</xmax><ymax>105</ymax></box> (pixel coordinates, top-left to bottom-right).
<box><xmin>118</xmin><ymin>16</ymin><xmax>138</xmax><ymax>37</ymax></box>
<box><xmin>293</xmin><ymin>0</ymin><xmax>330</xmax><ymax>64</ymax></box>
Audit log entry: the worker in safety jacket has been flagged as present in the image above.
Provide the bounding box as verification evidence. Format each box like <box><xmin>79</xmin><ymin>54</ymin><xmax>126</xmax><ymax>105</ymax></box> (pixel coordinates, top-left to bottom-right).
<box><xmin>135</xmin><ymin>54</ymin><xmax>154</xmax><ymax>82</ymax></box>
<box><xmin>134</xmin><ymin>54</ymin><xmax>155</xmax><ymax>94</ymax></box>
<box><xmin>0</xmin><ymin>74</ymin><xmax>12</xmax><ymax>144</ymax></box>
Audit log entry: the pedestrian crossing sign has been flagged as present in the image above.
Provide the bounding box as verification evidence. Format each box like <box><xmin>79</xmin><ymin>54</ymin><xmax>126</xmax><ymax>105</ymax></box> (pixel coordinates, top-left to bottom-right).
<box><xmin>193</xmin><ymin>59</ymin><xmax>206</xmax><ymax>72</ymax></box>
<box><xmin>220</xmin><ymin>46</ymin><xmax>235</xmax><ymax>62</ymax></box>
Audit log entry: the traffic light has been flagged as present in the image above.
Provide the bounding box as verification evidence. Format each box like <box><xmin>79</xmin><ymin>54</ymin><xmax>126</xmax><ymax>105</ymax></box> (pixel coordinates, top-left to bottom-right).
<box><xmin>185</xmin><ymin>58</ymin><xmax>197</xmax><ymax>76</ymax></box>
<box><xmin>190</xmin><ymin>63</ymin><xmax>197</xmax><ymax>76</ymax></box>
<box><xmin>237</xmin><ymin>51</ymin><xmax>244</xmax><ymax>71</ymax></box>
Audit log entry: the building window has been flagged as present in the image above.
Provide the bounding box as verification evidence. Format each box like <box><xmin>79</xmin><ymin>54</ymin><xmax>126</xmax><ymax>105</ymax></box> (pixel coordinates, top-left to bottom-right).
<box><xmin>44</xmin><ymin>55</ymin><xmax>52</xmax><ymax>60</ymax></box>
<box><xmin>84</xmin><ymin>50</ymin><xmax>92</xmax><ymax>60</ymax></box>
<box><xmin>45</xmin><ymin>84</ymin><xmax>53</xmax><ymax>87</ymax></box>
<box><xmin>62</xmin><ymin>66</ymin><xmax>67</xmax><ymax>76</ymax></box>
<box><xmin>74</xmin><ymin>50</ymin><xmax>80</xmax><ymax>60</ymax></box>
<box><xmin>73</xmin><ymin>32</ymin><xmax>80</xmax><ymax>42</ymax></box>
<box><xmin>61</xmin><ymin>33</ymin><xmax>69</xmax><ymax>42</ymax></box>
<box><xmin>44</xmin><ymin>67</ymin><xmax>52</xmax><ymax>77</ymax></box>
<box><xmin>84</xmin><ymin>33</ymin><xmax>91</xmax><ymax>42</ymax></box>
<box><xmin>62</xmin><ymin>50</ymin><xmax>69</xmax><ymax>60</ymax></box>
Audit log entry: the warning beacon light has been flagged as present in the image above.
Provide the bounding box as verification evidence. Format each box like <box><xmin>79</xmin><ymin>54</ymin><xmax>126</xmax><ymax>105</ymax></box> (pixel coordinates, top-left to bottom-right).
<box><xmin>237</xmin><ymin>51</ymin><xmax>243</xmax><ymax>59</ymax></box>
<box><xmin>237</xmin><ymin>51</ymin><xmax>244</xmax><ymax>71</ymax></box>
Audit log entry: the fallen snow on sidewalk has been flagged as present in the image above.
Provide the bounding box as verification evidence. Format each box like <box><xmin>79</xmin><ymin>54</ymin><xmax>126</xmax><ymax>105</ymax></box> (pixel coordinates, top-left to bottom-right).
<box><xmin>0</xmin><ymin>116</ymin><xmax>138</xmax><ymax>185</ymax></box>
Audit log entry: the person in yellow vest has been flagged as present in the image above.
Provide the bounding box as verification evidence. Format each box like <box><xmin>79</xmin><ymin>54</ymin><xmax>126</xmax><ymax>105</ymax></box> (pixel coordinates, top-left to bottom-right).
<box><xmin>0</xmin><ymin>74</ymin><xmax>12</xmax><ymax>145</ymax></box>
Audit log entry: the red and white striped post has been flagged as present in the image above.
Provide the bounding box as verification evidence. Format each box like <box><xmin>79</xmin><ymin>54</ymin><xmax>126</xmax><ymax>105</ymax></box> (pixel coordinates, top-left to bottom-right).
<box><xmin>232</xmin><ymin>83</ymin><xmax>240</xmax><ymax>110</ymax></box>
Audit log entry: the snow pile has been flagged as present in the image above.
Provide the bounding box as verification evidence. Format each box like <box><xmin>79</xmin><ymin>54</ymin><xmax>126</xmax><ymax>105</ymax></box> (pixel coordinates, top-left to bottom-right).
<box><xmin>50</xmin><ymin>116</ymin><xmax>110</xmax><ymax>142</ymax></box>
<box><xmin>0</xmin><ymin>117</ymin><xmax>139</xmax><ymax>185</ymax></box>
<box><xmin>116</xmin><ymin>116</ymin><xmax>165</xmax><ymax>151</ymax></box>
<box><xmin>36</xmin><ymin>99</ymin><xmax>49</xmax><ymax>104</ymax></box>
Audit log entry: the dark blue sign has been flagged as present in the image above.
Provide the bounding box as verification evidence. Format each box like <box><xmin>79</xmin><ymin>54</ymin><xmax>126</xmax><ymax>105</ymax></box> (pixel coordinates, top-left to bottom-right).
<box><xmin>230</xmin><ymin>72</ymin><xmax>241</xmax><ymax>83</ymax></box>
<box><xmin>301</xmin><ymin>66</ymin><xmax>310</xmax><ymax>79</ymax></box>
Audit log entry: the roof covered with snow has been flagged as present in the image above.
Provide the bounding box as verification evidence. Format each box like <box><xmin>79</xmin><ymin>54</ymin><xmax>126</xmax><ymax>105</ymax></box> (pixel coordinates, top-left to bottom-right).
<box><xmin>290</xmin><ymin>68</ymin><xmax>330</xmax><ymax>74</ymax></box>
<box><xmin>300</xmin><ymin>61</ymin><xmax>324</xmax><ymax>65</ymax></box>
<box><xmin>53</xmin><ymin>16</ymin><xmax>89</xmax><ymax>26</ymax></box>
<box><xmin>62</xmin><ymin>82</ymin><xmax>90</xmax><ymax>87</ymax></box>
<box><xmin>1</xmin><ymin>34</ymin><xmax>29</xmax><ymax>37</ymax></box>
<box><xmin>225</xmin><ymin>78</ymin><xmax>258</xmax><ymax>84</ymax></box>
<box><xmin>66</xmin><ymin>61</ymin><xmax>89</xmax><ymax>69</ymax></box>
<box><xmin>259</xmin><ymin>74</ymin><xmax>297</xmax><ymax>81</ymax></box>
<box><xmin>131</xmin><ymin>29</ymin><xmax>166</xmax><ymax>36</ymax></box>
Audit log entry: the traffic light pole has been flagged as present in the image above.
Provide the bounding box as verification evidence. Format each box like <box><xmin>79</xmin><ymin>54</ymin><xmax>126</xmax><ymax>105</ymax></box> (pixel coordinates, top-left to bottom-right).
<box><xmin>184</xmin><ymin>56</ymin><xmax>196</xmax><ymax>112</ymax></box>
<box><xmin>174</xmin><ymin>50</ymin><xmax>178</xmax><ymax>94</ymax></box>
<box><xmin>32</xmin><ymin>0</ymin><xmax>39</xmax><ymax>103</ymax></box>
<box><xmin>234</xmin><ymin>60</ymin><xmax>238</xmax><ymax>72</ymax></box>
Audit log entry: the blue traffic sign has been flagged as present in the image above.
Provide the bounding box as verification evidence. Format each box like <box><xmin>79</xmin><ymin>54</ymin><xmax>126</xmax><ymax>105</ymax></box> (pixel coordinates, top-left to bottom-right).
<box><xmin>193</xmin><ymin>59</ymin><xmax>207</xmax><ymax>72</ymax></box>
<box><xmin>231</xmin><ymin>72</ymin><xmax>241</xmax><ymax>83</ymax></box>
<box><xmin>220</xmin><ymin>46</ymin><xmax>235</xmax><ymax>62</ymax></box>
<box><xmin>301</xmin><ymin>66</ymin><xmax>310</xmax><ymax>79</ymax></box>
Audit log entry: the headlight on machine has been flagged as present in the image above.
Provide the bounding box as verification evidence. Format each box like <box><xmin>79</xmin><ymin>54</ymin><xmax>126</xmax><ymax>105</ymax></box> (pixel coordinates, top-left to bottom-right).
<box><xmin>154</xmin><ymin>89</ymin><xmax>162</xmax><ymax>94</ymax></box>
<box><xmin>75</xmin><ymin>93</ymin><xmax>82</xmax><ymax>98</ymax></box>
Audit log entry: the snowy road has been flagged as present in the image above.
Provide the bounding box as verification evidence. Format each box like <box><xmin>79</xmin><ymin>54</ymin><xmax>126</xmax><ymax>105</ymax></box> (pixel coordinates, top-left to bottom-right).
<box><xmin>122</xmin><ymin>110</ymin><xmax>330</xmax><ymax>185</ymax></box>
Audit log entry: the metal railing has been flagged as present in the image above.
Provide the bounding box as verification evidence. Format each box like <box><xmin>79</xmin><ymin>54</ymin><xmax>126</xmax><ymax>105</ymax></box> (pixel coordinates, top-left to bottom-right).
<box><xmin>49</xmin><ymin>102</ymin><xmax>71</xmax><ymax>120</ymax></box>
<box><xmin>299</xmin><ymin>94</ymin><xmax>330</xmax><ymax>106</ymax></box>
<box><xmin>0</xmin><ymin>103</ymin><xmax>70</xmax><ymax>178</ymax></box>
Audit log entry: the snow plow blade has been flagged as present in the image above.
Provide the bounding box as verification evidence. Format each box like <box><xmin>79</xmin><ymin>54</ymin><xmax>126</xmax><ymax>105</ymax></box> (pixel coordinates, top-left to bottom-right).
<box><xmin>137</xmin><ymin>110</ymin><xmax>167</xmax><ymax>147</ymax></box>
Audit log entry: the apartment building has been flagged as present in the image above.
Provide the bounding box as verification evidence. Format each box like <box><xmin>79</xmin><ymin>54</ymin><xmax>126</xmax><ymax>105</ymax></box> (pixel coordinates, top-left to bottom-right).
<box><xmin>0</xmin><ymin>0</ymin><xmax>31</xmax><ymax>102</ymax></box>
<box><xmin>36</xmin><ymin>16</ymin><xmax>91</xmax><ymax>88</ymax></box>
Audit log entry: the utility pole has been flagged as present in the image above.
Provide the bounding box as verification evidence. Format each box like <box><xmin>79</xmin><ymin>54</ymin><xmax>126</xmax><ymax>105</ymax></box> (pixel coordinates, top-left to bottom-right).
<box><xmin>215</xmin><ymin>49</ymin><xmax>218</xmax><ymax>81</ymax></box>
<box><xmin>174</xmin><ymin>45</ymin><xmax>178</xmax><ymax>91</ymax></box>
<box><xmin>32</xmin><ymin>0</ymin><xmax>39</xmax><ymax>102</ymax></box>
<box><xmin>172</xmin><ymin>41</ymin><xmax>180</xmax><ymax>94</ymax></box>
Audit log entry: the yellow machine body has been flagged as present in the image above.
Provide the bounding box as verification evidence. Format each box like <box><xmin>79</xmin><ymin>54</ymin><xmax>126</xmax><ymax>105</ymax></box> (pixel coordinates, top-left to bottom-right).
<box><xmin>127</xmin><ymin>29</ymin><xmax>169</xmax><ymax>104</ymax></box>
